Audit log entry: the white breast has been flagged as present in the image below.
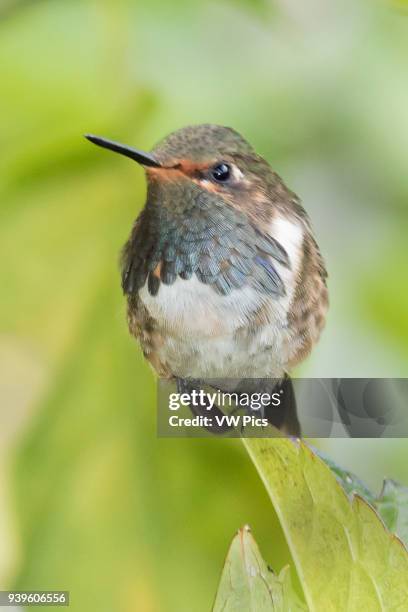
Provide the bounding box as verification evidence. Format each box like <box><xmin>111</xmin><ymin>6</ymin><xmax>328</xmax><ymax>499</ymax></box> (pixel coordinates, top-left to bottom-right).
<box><xmin>138</xmin><ymin>214</ymin><xmax>304</xmax><ymax>378</ymax></box>
<box><xmin>139</xmin><ymin>276</ymin><xmax>263</xmax><ymax>337</ymax></box>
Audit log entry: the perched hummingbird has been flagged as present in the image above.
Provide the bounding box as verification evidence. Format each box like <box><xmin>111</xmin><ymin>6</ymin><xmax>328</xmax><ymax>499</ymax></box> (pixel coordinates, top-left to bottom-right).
<box><xmin>86</xmin><ymin>125</ymin><xmax>328</xmax><ymax>434</ymax></box>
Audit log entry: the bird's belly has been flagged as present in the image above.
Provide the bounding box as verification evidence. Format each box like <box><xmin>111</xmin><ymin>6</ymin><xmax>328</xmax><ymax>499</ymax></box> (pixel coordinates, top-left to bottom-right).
<box><xmin>138</xmin><ymin>276</ymin><xmax>292</xmax><ymax>378</ymax></box>
<box><xmin>138</xmin><ymin>276</ymin><xmax>267</xmax><ymax>337</ymax></box>
<box><xmin>152</xmin><ymin>331</ymin><xmax>289</xmax><ymax>379</ymax></box>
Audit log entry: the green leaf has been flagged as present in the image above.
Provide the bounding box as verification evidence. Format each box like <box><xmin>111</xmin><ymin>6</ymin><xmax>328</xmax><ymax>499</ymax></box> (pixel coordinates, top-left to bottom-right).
<box><xmin>213</xmin><ymin>525</ymin><xmax>306</xmax><ymax>612</ymax></box>
<box><xmin>318</xmin><ymin>451</ymin><xmax>408</xmax><ymax>548</ymax></box>
<box><xmin>243</xmin><ymin>439</ymin><xmax>408</xmax><ymax>611</ymax></box>
<box><xmin>315</xmin><ymin>450</ymin><xmax>376</xmax><ymax>504</ymax></box>
<box><xmin>376</xmin><ymin>480</ymin><xmax>408</xmax><ymax>548</ymax></box>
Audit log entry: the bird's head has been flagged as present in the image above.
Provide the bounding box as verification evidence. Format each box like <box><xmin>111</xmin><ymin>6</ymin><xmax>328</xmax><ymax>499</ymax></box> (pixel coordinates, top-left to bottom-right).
<box><xmin>85</xmin><ymin>124</ymin><xmax>279</xmax><ymax>220</ymax></box>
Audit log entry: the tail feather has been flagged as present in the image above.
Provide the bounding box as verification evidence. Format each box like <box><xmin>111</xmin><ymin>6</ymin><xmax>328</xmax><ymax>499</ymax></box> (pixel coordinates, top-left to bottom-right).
<box><xmin>176</xmin><ymin>375</ymin><xmax>301</xmax><ymax>437</ymax></box>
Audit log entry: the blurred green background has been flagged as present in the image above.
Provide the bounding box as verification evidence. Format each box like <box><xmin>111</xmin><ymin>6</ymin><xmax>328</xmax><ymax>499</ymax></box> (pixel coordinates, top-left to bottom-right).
<box><xmin>1</xmin><ymin>0</ymin><xmax>408</xmax><ymax>610</ymax></box>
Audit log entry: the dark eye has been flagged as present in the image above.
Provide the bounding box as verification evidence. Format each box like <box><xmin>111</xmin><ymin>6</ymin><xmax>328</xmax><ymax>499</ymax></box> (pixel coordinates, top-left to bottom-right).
<box><xmin>211</xmin><ymin>163</ymin><xmax>231</xmax><ymax>183</ymax></box>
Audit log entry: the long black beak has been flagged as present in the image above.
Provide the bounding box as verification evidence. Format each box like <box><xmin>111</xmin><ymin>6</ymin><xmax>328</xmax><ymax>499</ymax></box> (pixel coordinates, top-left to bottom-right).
<box><xmin>85</xmin><ymin>134</ymin><xmax>162</xmax><ymax>168</ymax></box>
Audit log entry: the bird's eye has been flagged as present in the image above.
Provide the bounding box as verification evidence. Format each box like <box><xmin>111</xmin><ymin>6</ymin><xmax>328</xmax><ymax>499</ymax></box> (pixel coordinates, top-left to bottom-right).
<box><xmin>211</xmin><ymin>163</ymin><xmax>231</xmax><ymax>183</ymax></box>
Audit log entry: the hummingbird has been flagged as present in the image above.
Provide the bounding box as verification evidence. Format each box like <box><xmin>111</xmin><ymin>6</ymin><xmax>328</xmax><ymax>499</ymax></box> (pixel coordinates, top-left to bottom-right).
<box><xmin>86</xmin><ymin>125</ymin><xmax>328</xmax><ymax>435</ymax></box>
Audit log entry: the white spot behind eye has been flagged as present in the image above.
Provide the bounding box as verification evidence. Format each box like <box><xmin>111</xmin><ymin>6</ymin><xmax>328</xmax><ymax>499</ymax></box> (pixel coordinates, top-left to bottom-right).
<box><xmin>231</xmin><ymin>165</ymin><xmax>244</xmax><ymax>180</ymax></box>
